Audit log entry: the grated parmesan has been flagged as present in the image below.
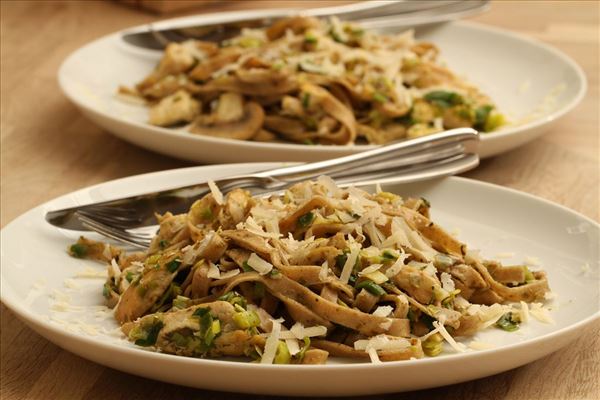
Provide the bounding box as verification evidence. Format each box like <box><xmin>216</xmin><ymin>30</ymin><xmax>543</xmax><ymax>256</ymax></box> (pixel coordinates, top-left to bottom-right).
<box><xmin>339</xmin><ymin>245</ymin><xmax>360</xmax><ymax>284</ymax></box>
<box><xmin>319</xmin><ymin>260</ymin><xmax>329</xmax><ymax>281</ymax></box>
<box><xmin>468</xmin><ymin>341</ymin><xmax>496</xmax><ymax>351</ymax></box>
<box><xmin>246</xmin><ymin>253</ymin><xmax>273</xmax><ymax>275</ymax></box>
<box><xmin>372</xmin><ymin>305</ymin><xmax>393</xmax><ymax>318</ymax></box>
<box><xmin>261</xmin><ymin>319</ymin><xmax>282</xmax><ymax>364</ymax></box>
<box><xmin>432</xmin><ymin>321</ymin><xmax>466</xmax><ymax>353</ymax></box>
<box><xmin>207</xmin><ymin>180</ymin><xmax>224</xmax><ymax>205</ymax></box>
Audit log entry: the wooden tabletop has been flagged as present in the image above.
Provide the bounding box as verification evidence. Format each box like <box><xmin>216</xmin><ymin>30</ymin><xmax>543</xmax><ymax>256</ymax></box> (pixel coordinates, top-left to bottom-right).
<box><xmin>1</xmin><ymin>1</ymin><xmax>598</xmax><ymax>399</ymax></box>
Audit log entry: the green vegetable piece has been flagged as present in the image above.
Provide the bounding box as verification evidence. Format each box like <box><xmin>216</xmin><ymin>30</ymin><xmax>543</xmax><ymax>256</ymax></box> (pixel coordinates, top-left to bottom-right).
<box><xmin>484</xmin><ymin>111</ymin><xmax>505</xmax><ymax>132</ymax></box>
<box><xmin>297</xmin><ymin>212</ymin><xmax>315</xmax><ymax>228</ymax></box>
<box><xmin>193</xmin><ymin>307</ymin><xmax>221</xmax><ymax>349</ymax></box>
<box><xmin>166</xmin><ymin>258</ymin><xmax>181</xmax><ymax>273</ymax></box>
<box><xmin>274</xmin><ymin>341</ymin><xmax>291</xmax><ymax>364</ymax></box>
<box><xmin>232</xmin><ymin>310</ymin><xmax>261</xmax><ymax>329</ymax></box>
<box><xmin>172</xmin><ymin>295</ymin><xmax>191</xmax><ymax>309</ymax></box>
<box><xmin>159</xmin><ymin>239</ymin><xmax>169</xmax><ymax>249</ymax></box>
<box><xmin>69</xmin><ymin>243</ymin><xmax>87</xmax><ymax>258</ymax></box>
<box><xmin>355</xmin><ymin>280</ymin><xmax>386</xmax><ymax>296</ymax></box>
<box><xmin>474</xmin><ymin>105</ymin><xmax>493</xmax><ymax>128</ymax></box>
<box><xmin>382</xmin><ymin>250</ymin><xmax>398</xmax><ymax>261</ymax></box>
<box><xmin>125</xmin><ymin>271</ymin><xmax>135</xmax><ymax>283</ymax></box>
<box><xmin>102</xmin><ymin>283</ymin><xmax>111</xmax><ymax>299</ymax></box>
<box><xmin>523</xmin><ymin>266</ymin><xmax>535</xmax><ymax>283</ymax></box>
<box><xmin>335</xmin><ymin>252</ymin><xmax>349</xmax><ymax>269</ymax></box>
<box><xmin>302</xmin><ymin>92</ymin><xmax>311</xmax><ymax>109</ymax></box>
<box><xmin>422</xmin><ymin>332</ymin><xmax>444</xmax><ymax>357</ymax></box>
<box><xmin>296</xmin><ymin>337</ymin><xmax>311</xmax><ymax>362</ymax></box>
<box><xmin>373</xmin><ymin>92</ymin><xmax>388</xmax><ymax>103</ymax></box>
<box><xmin>219</xmin><ymin>291</ymin><xmax>247</xmax><ymax>308</ymax></box>
<box><xmin>304</xmin><ymin>33</ymin><xmax>318</xmax><ymax>44</ymax></box>
<box><xmin>200</xmin><ymin>207</ymin><xmax>213</xmax><ymax>221</ymax></box>
<box><xmin>496</xmin><ymin>312</ymin><xmax>520</xmax><ymax>332</ymax></box>
<box><xmin>133</xmin><ymin>320</ymin><xmax>164</xmax><ymax>347</ymax></box>
<box><xmin>424</xmin><ymin>91</ymin><xmax>463</xmax><ymax>108</ymax></box>
<box><xmin>171</xmin><ymin>332</ymin><xmax>188</xmax><ymax>347</ymax></box>
<box><xmin>242</xmin><ymin>261</ymin><xmax>253</xmax><ymax>272</ymax></box>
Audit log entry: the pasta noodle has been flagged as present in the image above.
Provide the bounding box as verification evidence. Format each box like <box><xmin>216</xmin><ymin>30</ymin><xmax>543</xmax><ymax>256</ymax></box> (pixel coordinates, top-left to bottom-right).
<box><xmin>69</xmin><ymin>178</ymin><xmax>550</xmax><ymax>364</ymax></box>
<box><xmin>121</xmin><ymin>17</ymin><xmax>505</xmax><ymax>145</ymax></box>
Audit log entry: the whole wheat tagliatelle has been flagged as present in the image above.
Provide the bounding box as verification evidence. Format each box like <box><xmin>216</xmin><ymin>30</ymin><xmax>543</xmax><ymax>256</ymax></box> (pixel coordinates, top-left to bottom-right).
<box><xmin>119</xmin><ymin>17</ymin><xmax>506</xmax><ymax>145</ymax></box>
<box><xmin>69</xmin><ymin>177</ymin><xmax>550</xmax><ymax>364</ymax></box>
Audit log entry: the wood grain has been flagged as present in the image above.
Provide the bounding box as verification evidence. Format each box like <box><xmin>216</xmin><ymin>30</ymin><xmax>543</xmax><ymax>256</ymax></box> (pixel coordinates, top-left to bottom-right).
<box><xmin>1</xmin><ymin>1</ymin><xmax>598</xmax><ymax>399</ymax></box>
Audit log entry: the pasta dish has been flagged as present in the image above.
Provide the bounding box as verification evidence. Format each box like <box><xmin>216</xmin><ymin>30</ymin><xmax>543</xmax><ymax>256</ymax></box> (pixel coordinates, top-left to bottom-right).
<box><xmin>120</xmin><ymin>16</ymin><xmax>505</xmax><ymax>145</ymax></box>
<box><xmin>69</xmin><ymin>177</ymin><xmax>550</xmax><ymax>364</ymax></box>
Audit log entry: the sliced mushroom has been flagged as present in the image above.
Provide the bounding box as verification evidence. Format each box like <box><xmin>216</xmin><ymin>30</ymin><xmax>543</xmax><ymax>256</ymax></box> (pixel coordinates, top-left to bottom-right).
<box><xmin>190</xmin><ymin>93</ymin><xmax>264</xmax><ymax>140</ymax></box>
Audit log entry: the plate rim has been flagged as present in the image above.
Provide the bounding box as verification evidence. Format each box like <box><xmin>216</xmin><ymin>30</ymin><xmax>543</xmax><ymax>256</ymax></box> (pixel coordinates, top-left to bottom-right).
<box><xmin>1</xmin><ymin>163</ymin><xmax>599</xmax><ymax>375</ymax></box>
<box><xmin>57</xmin><ymin>17</ymin><xmax>587</xmax><ymax>154</ymax></box>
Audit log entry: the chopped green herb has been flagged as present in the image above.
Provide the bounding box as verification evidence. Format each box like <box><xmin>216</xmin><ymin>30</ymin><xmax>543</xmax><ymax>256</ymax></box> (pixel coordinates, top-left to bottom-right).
<box><xmin>296</xmin><ymin>337</ymin><xmax>311</xmax><ymax>362</ymax></box>
<box><xmin>484</xmin><ymin>111</ymin><xmax>505</xmax><ymax>132</ymax></box>
<box><xmin>301</xmin><ymin>92</ymin><xmax>311</xmax><ymax>109</ymax></box>
<box><xmin>355</xmin><ymin>280</ymin><xmax>386</xmax><ymax>296</ymax></box>
<box><xmin>304</xmin><ymin>33</ymin><xmax>318</xmax><ymax>44</ymax></box>
<box><xmin>373</xmin><ymin>92</ymin><xmax>388</xmax><ymax>103</ymax></box>
<box><xmin>219</xmin><ymin>291</ymin><xmax>247</xmax><ymax>308</ymax></box>
<box><xmin>102</xmin><ymin>283</ymin><xmax>111</xmax><ymax>299</ymax></box>
<box><xmin>348</xmin><ymin>274</ymin><xmax>357</xmax><ymax>285</ymax></box>
<box><xmin>166</xmin><ymin>259</ymin><xmax>181</xmax><ymax>273</ymax></box>
<box><xmin>382</xmin><ymin>250</ymin><xmax>398</xmax><ymax>261</ymax></box>
<box><xmin>336</xmin><ymin>250</ymin><xmax>350</xmax><ymax>269</ymax></box>
<box><xmin>269</xmin><ymin>269</ymin><xmax>282</xmax><ymax>278</ymax></box>
<box><xmin>125</xmin><ymin>271</ymin><xmax>135</xmax><ymax>283</ymax></box>
<box><xmin>496</xmin><ymin>312</ymin><xmax>520</xmax><ymax>332</ymax></box>
<box><xmin>474</xmin><ymin>105</ymin><xmax>493</xmax><ymax>128</ymax></box>
<box><xmin>274</xmin><ymin>340</ymin><xmax>291</xmax><ymax>364</ymax></box>
<box><xmin>173</xmin><ymin>295</ymin><xmax>190</xmax><ymax>309</ymax></box>
<box><xmin>424</xmin><ymin>91</ymin><xmax>463</xmax><ymax>108</ymax></box>
<box><xmin>133</xmin><ymin>320</ymin><xmax>163</xmax><ymax>347</ymax></box>
<box><xmin>297</xmin><ymin>212</ymin><xmax>315</xmax><ymax>228</ymax></box>
<box><xmin>193</xmin><ymin>307</ymin><xmax>221</xmax><ymax>349</ymax></box>
<box><xmin>422</xmin><ymin>332</ymin><xmax>443</xmax><ymax>357</ymax></box>
<box><xmin>159</xmin><ymin>239</ymin><xmax>169</xmax><ymax>249</ymax></box>
<box><xmin>69</xmin><ymin>243</ymin><xmax>87</xmax><ymax>258</ymax></box>
<box><xmin>232</xmin><ymin>310</ymin><xmax>261</xmax><ymax>329</ymax></box>
<box><xmin>523</xmin><ymin>266</ymin><xmax>535</xmax><ymax>283</ymax></box>
<box><xmin>200</xmin><ymin>207</ymin><xmax>213</xmax><ymax>220</ymax></box>
<box><xmin>242</xmin><ymin>261</ymin><xmax>253</xmax><ymax>272</ymax></box>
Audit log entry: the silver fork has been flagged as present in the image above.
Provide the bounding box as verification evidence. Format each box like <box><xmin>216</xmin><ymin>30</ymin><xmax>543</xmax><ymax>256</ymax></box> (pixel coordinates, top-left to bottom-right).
<box><xmin>56</xmin><ymin>128</ymin><xmax>479</xmax><ymax>249</ymax></box>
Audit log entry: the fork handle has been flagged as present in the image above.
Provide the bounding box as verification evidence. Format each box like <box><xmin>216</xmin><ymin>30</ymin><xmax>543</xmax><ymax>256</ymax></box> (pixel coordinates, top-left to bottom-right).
<box><xmin>246</xmin><ymin>127</ymin><xmax>478</xmax><ymax>187</ymax></box>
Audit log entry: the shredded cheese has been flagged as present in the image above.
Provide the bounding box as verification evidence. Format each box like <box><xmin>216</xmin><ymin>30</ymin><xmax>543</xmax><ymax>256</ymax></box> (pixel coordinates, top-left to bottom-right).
<box><xmin>246</xmin><ymin>253</ymin><xmax>274</xmax><ymax>275</ymax></box>
<box><xmin>468</xmin><ymin>341</ymin><xmax>496</xmax><ymax>350</ymax></box>
<box><xmin>261</xmin><ymin>320</ymin><xmax>282</xmax><ymax>364</ymax></box>
<box><xmin>339</xmin><ymin>245</ymin><xmax>360</xmax><ymax>284</ymax></box>
<box><xmin>372</xmin><ymin>305</ymin><xmax>393</xmax><ymax>318</ymax></box>
<box><xmin>319</xmin><ymin>260</ymin><xmax>329</xmax><ymax>281</ymax></box>
<box><xmin>207</xmin><ymin>180</ymin><xmax>224</xmax><ymax>205</ymax></box>
<box><xmin>432</xmin><ymin>321</ymin><xmax>466</xmax><ymax>353</ymax></box>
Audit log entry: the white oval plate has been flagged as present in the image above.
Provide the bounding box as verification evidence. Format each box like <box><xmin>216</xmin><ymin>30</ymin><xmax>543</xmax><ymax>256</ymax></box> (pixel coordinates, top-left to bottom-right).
<box><xmin>1</xmin><ymin>164</ymin><xmax>598</xmax><ymax>396</ymax></box>
<box><xmin>58</xmin><ymin>12</ymin><xmax>586</xmax><ymax>163</ymax></box>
